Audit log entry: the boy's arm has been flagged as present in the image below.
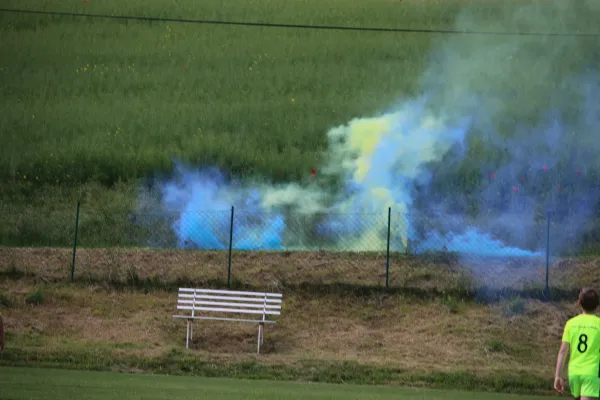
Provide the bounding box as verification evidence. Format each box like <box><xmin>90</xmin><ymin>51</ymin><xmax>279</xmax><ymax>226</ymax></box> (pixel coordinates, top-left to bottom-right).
<box><xmin>554</xmin><ymin>341</ymin><xmax>569</xmax><ymax>393</ymax></box>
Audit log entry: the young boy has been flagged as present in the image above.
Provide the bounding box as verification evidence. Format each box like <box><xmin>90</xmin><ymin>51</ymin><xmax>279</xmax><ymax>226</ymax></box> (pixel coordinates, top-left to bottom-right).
<box><xmin>555</xmin><ymin>288</ymin><xmax>600</xmax><ymax>399</ymax></box>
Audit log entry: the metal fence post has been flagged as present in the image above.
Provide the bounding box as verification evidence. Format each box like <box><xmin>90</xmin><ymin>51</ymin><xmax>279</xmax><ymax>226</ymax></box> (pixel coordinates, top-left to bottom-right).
<box><xmin>227</xmin><ymin>206</ymin><xmax>234</xmax><ymax>287</ymax></box>
<box><xmin>71</xmin><ymin>200</ymin><xmax>81</xmax><ymax>282</ymax></box>
<box><xmin>386</xmin><ymin>207</ymin><xmax>391</xmax><ymax>290</ymax></box>
<box><xmin>545</xmin><ymin>211</ymin><xmax>550</xmax><ymax>296</ymax></box>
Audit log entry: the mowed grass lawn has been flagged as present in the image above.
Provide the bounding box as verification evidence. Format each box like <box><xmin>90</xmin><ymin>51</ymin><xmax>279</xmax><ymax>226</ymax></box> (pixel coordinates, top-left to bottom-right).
<box><xmin>0</xmin><ymin>367</ymin><xmax>552</xmax><ymax>400</ymax></box>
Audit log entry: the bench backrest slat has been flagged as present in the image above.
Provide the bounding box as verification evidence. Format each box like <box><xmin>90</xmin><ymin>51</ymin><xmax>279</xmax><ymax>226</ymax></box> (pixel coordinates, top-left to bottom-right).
<box><xmin>175</xmin><ymin>288</ymin><xmax>282</xmax><ymax>320</ymax></box>
<box><xmin>179</xmin><ymin>288</ymin><xmax>282</xmax><ymax>298</ymax></box>
<box><xmin>179</xmin><ymin>300</ymin><xmax>280</xmax><ymax>309</ymax></box>
<box><xmin>178</xmin><ymin>294</ymin><xmax>282</xmax><ymax>303</ymax></box>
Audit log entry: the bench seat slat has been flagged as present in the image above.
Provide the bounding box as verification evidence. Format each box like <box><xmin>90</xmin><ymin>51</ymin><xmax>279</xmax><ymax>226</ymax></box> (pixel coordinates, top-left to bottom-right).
<box><xmin>179</xmin><ymin>288</ymin><xmax>282</xmax><ymax>297</ymax></box>
<box><xmin>178</xmin><ymin>294</ymin><xmax>282</xmax><ymax>303</ymax></box>
<box><xmin>178</xmin><ymin>300</ymin><xmax>281</xmax><ymax>309</ymax></box>
<box><xmin>177</xmin><ymin>306</ymin><xmax>280</xmax><ymax>315</ymax></box>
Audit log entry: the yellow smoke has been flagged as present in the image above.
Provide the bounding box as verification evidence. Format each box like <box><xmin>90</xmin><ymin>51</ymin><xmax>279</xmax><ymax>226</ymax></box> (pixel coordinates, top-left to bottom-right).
<box><xmin>259</xmin><ymin>105</ymin><xmax>458</xmax><ymax>252</ymax></box>
<box><xmin>334</xmin><ymin>113</ymin><xmax>410</xmax><ymax>251</ymax></box>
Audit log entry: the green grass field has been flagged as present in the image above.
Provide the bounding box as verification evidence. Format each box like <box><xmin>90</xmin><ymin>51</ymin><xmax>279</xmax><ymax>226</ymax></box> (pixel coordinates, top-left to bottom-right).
<box><xmin>2</xmin><ymin>0</ymin><xmax>596</xmax><ymax>186</ymax></box>
<box><xmin>0</xmin><ymin>367</ymin><xmax>552</xmax><ymax>400</ymax></box>
<box><xmin>0</xmin><ymin>0</ymin><xmax>446</xmax><ymax>187</ymax></box>
<box><xmin>1</xmin><ymin>1</ymin><xmax>599</xmax><ymax>247</ymax></box>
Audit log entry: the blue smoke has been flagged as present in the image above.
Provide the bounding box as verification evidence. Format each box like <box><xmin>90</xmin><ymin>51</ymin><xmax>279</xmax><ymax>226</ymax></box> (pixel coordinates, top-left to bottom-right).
<box><xmin>161</xmin><ymin>166</ymin><xmax>286</xmax><ymax>250</ymax></box>
<box><xmin>413</xmin><ymin>73</ymin><xmax>600</xmax><ymax>257</ymax></box>
<box><xmin>415</xmin><ymin>228</ymin><xmax>543</xmax><ymax>257</ymax></box>
<box><xmin>145</xmin><ymin>2</ymin><xmax>600</xmax><ymax>264</ymax></box>
<box><xmin>155</xmin><ymin>76</ymin><xmax>600</xmax><ymax>256</ymax></box>
<box><xmin>157</xmin><ymin>98</ymin><xmax>474</xmax><ymax>252</ymax></box>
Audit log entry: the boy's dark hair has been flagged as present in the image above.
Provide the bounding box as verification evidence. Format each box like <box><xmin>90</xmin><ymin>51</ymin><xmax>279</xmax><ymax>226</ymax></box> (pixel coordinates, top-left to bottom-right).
<box><xmin>579</xmin><ymin>288</ymin><xmax>599</xmax><ymax>312</ymax></box>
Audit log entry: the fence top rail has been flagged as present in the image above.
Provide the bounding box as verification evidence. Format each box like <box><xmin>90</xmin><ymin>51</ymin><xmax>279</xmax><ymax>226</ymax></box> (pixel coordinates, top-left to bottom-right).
<box><xmin>113</xmin><ymin>209</ymin><xmax>403</xmax><ymax>217</ymax></box>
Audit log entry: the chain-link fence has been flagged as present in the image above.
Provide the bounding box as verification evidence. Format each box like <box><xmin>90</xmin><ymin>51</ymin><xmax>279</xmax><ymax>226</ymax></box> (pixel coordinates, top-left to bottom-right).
<box><xmin>0</xmin><ymin>205</ymin><xmax>75</xmax><ymax>247</ymax></box>
<box><xmin>405</xmin><ymin>210</ymin><xmax>549</xmax><ymax>292</ymax></box>
<box><xmin>2</xmin><ymin>201</ymin><xmax>600</xmax><ymax>295</ymax></box>
<box><xmin>227</xmin><ymin>210</ymin><xmax>390</xmax><ymax>288</ymax></box>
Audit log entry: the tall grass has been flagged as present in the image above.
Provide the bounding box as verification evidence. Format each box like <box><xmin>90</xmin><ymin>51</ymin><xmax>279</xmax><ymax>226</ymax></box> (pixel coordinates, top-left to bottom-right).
<box><xmin>3</xmin><ymin>0</ymin><xmax>587</xmax><ymax>187</ymax></box>
<box><xmin>0</xmin><ymin>1</ymin><xmax>598</xmax><ymax>246</ymax></box>
<box><xmin>0</xmin><ymin>0</ymin><xmax>450</xmax><ymax>187</ymax></box>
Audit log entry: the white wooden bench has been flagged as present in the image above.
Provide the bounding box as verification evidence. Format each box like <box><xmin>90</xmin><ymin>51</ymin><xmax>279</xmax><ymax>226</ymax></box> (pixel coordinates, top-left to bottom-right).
<box><xmin>172</xmin><ymin>288</ymin><xmax>283</xmax><ymax>354</ymax></box>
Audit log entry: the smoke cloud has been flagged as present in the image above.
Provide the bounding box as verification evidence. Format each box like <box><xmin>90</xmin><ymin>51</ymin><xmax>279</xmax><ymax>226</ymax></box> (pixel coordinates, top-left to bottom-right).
<box><xmin>414</xmin><ymin>0</ymin><xmax>600</xmax><ymax>256</ymax></box>
<box><xmin>142</xmin><ymin>1</ymin><xmax>600</xmax><ymax>261</ymax></box>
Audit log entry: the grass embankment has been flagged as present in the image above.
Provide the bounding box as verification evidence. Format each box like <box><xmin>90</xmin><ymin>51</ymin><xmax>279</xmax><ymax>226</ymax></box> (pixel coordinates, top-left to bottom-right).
<box><xmin>2</xmin><ymin>246</ymin><xmax>596</xmax><ymax>294</ymax></box>
<box><xmin>0</xmin><ymin>367</ymin><xmax>553</xmax><ymax>400</ymax></box>
<box><xmin>3</xmin><ymin>248</ymin><xmax>599</xmax><ymax>395</ymax></box>
<box><xmin>2</xmin><ymin>1</ymin><xmax>599</xmax><ymax>247</ymax></box>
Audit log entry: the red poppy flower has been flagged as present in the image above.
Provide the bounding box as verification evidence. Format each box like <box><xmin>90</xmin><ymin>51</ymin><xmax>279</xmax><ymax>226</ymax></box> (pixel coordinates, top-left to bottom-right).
<box><xmin>311</xmin><ymin>168</ymin><xmax>316</xmax><ymax>177</ymax></box>
<box><xmin>520</xmin><ymin>177</ymin><xmax>526</xmax><ymax>182</ymax></box>
<box><xmin>490</xmin><ymin>173</ymin><xmax>496</xmax><ymax>179</ymax></box>
<box><xmin>512</xmin><ymin>186</ymin><xmax>519</xmax><ymax>192</ymax></box>
<box><xmin>542</xmin><ymin>164</ymin><xmax>548</xmax><ymax>171</ymax></box>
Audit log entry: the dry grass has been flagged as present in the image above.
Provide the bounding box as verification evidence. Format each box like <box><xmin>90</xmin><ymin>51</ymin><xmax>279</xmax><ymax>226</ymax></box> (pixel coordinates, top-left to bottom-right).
<box><xmin>1</xmin><ymin>246</ymin><xmax>593</xmax><ymax>384</ymax></box>
<box><xmin>0</xmin><ymin>277</ymin><xmax>580</xmax><ymax>379</ymax></box>
<box><xmin>0</xmin><ymin>246</ymin><xmax>579</xmax><ymax>294</ymax></box>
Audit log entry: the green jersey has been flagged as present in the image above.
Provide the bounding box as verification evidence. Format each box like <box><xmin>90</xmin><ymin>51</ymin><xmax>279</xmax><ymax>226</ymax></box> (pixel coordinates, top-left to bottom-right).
<box><xmin>562</xmin><ymin>314</ymin><xmax>600</xmax><ymax>376</ymax></box>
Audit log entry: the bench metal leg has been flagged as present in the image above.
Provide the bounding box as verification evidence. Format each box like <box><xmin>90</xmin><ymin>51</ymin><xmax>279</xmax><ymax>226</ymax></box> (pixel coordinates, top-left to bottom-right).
<box><xmin>186</xmin><ymin>320</ymin><xmax>190</xmax><ymax>349</ymax></box>
<box><xmin>257</xmin><ymin>323</ymin><xmax>263</xmax><ymax>355</ymax></box>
